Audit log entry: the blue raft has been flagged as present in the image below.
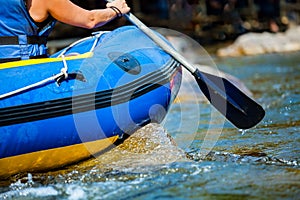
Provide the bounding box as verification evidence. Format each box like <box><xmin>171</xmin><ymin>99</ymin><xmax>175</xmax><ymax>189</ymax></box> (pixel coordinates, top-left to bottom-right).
<box><xmin>0</xmin><ymin>26</ymin><xmax>182</xmax><ymax>178</ymax></box>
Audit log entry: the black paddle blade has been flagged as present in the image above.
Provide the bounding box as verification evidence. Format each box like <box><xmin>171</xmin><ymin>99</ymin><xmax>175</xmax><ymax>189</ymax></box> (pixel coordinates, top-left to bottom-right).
<box><xmin>193</xmin><ymin>69</ymin><xmax>265</xmax><ymax>129</ymax></box>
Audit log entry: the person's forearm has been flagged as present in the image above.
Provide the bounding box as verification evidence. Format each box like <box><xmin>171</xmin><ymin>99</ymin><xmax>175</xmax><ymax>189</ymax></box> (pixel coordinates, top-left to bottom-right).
<box><xmin>86</xmin><ymin>8</ymin><xmax>117</xmax><ymax>29</ymax></box>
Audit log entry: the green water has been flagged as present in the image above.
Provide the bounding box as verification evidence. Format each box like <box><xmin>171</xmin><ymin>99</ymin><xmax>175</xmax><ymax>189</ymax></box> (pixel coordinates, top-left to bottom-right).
<box><xmin>0</xmin><ymin>52</ymin><xmax>299</xmax><ymax>199</ymax></box>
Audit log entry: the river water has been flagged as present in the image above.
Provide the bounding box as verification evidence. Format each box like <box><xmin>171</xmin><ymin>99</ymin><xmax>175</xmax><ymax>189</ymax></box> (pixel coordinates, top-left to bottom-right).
<box><xmin>0</xmin><ymin>51</ymin><xmax>299</xmax><ymax>199</ymax></box>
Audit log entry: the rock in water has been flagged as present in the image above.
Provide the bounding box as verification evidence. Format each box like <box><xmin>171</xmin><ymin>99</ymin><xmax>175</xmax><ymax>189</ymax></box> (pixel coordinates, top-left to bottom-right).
<box><xmin>217</xmin><ymin>26</ymin><xmax>300</xmax><ymax>57</ymax></box>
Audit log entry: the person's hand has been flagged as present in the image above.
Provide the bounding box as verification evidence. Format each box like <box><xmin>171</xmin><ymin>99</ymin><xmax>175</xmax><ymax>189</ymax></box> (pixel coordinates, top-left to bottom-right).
<box><xmin>106</xmin><ymin>0</ymin><xmax>130</xmax><ymax>15</ymax></box>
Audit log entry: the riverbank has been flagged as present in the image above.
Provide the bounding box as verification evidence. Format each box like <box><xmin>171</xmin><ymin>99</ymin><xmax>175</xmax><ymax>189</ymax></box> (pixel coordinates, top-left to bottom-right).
<box><xmin>48</xmin><ymin>22</ymin><xmax>300</xmax><ymax>58</ymax></box>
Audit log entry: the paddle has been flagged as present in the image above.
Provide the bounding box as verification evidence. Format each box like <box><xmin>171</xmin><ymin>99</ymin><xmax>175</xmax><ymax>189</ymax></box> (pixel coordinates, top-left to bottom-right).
<box><xmin>121</xmin><ymin>12</ymin><xmax>265</xmax><ymax>129</ymax></box>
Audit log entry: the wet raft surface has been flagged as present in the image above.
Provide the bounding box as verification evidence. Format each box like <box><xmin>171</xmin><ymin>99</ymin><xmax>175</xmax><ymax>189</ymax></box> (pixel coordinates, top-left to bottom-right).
<box><xmin>0</xmin><ymin>52</ymin><xmax>299</xmax><ymax>199</ymax></box>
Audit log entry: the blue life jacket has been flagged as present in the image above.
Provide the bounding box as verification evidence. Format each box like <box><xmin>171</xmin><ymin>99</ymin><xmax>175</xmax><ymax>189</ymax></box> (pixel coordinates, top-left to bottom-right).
<box><xmin>0</xmin><ymin>0</ymin><xmax>56</xmax><ymax>62</ymax></box>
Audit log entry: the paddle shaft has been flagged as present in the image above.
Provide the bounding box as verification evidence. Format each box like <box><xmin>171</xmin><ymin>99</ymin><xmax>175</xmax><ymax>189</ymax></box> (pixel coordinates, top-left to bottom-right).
<box><xmin>125</xmin><ymin>14</ymin><xmax>195</xmax><ymax>73</ymax></box>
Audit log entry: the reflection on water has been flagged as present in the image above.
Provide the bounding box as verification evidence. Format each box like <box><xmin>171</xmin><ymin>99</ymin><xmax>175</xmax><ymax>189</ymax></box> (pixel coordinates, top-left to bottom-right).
<box><xmin>1</xmin><ymin>52</ymin><xmax>300</xmax><ymax>199</ymax></box>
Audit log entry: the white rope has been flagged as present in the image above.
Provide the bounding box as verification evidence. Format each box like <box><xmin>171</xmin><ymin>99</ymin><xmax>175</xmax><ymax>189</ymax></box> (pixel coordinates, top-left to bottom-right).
<box><xmin>57</xmin><ymin>36</ymin><xmax>92</xmax><ymax>58</ymax></box>
<box><xmin>0</xmin><ymin>32</ymin><xmax>104</xmax><ymax>100</ymax></box>
<box><xmin>56</xmin><ymin>31</ymin><xmax>107</xmax><ymax>57</ymax></box>
<box><xmin>0</xmin><ymin>73</ymin><xmax>64</xmax><ymax>100</ymax></box>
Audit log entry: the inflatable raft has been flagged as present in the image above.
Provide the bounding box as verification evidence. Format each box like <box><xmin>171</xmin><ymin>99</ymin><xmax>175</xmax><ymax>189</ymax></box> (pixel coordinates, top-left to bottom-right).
<box><xmin>0</xmin><ymin>26</ymin><xmax>182</xmax><ymax>178</ymax></box>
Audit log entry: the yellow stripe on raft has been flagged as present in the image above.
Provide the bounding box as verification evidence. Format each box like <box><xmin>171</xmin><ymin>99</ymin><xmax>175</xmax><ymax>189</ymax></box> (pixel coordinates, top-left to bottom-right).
<box><xmin>0</xmin><ymin>52</ymin><xmax>93</xmax><ymax>70</ymax></box>
<box><xmin>0</xmin><ymin>135</ymin><xmax>118</xmax><ymax>178</ymax></box>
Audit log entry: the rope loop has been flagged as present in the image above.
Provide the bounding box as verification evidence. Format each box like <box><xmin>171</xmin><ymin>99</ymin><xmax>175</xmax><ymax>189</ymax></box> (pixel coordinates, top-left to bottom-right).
<box><xmin>60</xmin><ymin>55</ymin><xmax>68</xmax><ymax>79</ymax></box>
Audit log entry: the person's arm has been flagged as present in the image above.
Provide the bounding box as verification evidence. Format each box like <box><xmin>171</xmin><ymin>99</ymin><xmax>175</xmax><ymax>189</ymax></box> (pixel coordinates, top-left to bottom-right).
<box><xmin>28</xmin><ymin>0</ymin><xmax>130</xmax><ymax>29</ymax></box>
